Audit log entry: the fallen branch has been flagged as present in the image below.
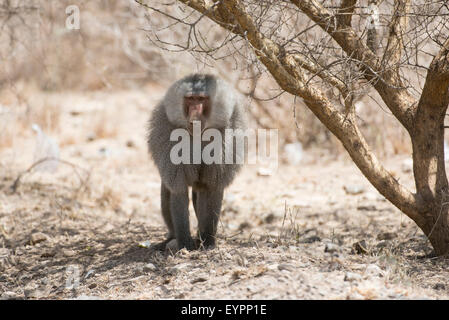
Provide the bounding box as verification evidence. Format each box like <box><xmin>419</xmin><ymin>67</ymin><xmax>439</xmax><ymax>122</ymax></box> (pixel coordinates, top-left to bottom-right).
<box><xmin>10</xmin><ymin>157</ymin><xmax>89</xmax><ymax>193</ymax></box>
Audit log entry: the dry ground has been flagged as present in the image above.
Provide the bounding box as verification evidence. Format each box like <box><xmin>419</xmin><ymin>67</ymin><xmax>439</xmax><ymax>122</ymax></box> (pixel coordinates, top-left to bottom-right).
<box><xmin>0</xmin><ymin>88</ymin><xmax>448</xmax><ymax>300</ymax></box>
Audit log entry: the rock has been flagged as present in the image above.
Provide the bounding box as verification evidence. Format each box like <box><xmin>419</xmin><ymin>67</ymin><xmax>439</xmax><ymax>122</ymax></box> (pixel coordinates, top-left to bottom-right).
<box><xmin>238</xmin><ymin>222</ymin><xmax>251</xmax><ymax>230</ymax></box>
<box><xmin>24</xmin><ymin>288</ymin><xmax>44</xmax><ymax>299</ymax></box>
<box><xmin>143</xmin><ymin>263</ymin><xmax>157</xmax><ymax>272</ymax></box>
<box><xmin>433</xmin><ymin>283</ymin><xmax>445</xmax><ymax>290</ymax></box>
<box><xmin>75</xmin><ymin>295</ymin><xmax>102</xmax><ymax>300</ymax></box>
<box><xmin>30</xmin><ymin>232</ymin><xmax>48</xmax><ymax>244</ymax></box>
<box><xmin>98</xmin><ymin>147</ymin><xmax>111</xmax><ymax>157</ymax></box>
<box><xmin>88</xmin><ymin>283</ymin><xmax>97</xmax><ymax>289</ymax></box>
<box><xmin>344</xmin><ymin>272</ymin><xmax>362</xmax><ymax>282</ymax></box>
<box><xmin>0</xmin><ymin>248</ymin><xmax>10</xmax><ymax>258</ymax></box>
<box><xmin>263</xmin><ymin>213</ymin><xmax>276</xmax><ymax>224</ymax></box>
<box><xmin>62</xmin><ymin>249</ymin><xmax>76</xmax><ymax>257</ymax></box>
<box><xmin>357</xmin><ymin>205</ymin><xmax>377</xmax><ymax>211</ymax></box>
<box><xmin>179</xmin><ymin>262</ymin><xmax>193</xmax><ymax>270</ymax></box>
<box><xmin>376</xmin><ymin>241</ymin><xmax>388</xmax><ymax>249</ymax></box>
<box><xmin>1</xmin><ymin>291</ymin><xmax>21</xmax><ymax>300</ymax></box>
<box><xmin>278</xmin><ymin>264</ymin><xmax>294</xmax><ymax>272</ymax></box>
<box><xmin>126</xmin><ymin>140</ymin><xmax>135</xmax><ymax>148</ymax></box>
<box><xmin>301</xmin><ymin>235</ymin><xmax>321</xmax><ymax>243</ymax></box>
<box><xmin>191</xmin><ymin>277</ymin><xmax>207</xmax><ymax>284</ymax></box>
<box><xmin>365</xmin><ymin>264</ymin><xmax>384</xmax><ymax>278</ymax></box>
<box><xmin>324</xmin><ymin>243</ymin><xmax>340</xmax><ymax>253</ymax></box>
<box><xmin>267</xmin><ymin>264</ymin><xmax>279</xmax><ymax>271</ymax></box>
<box><xmin>377</xmin><ymin>232</ymin><xmax>397</xmax><ymax>241</ymax></box>
<box><xmin>343</xmin><ymin>185</ymin><xmax>365</xmax><ymax>195</ymax></box>
<box><xmin>41</xmin><ymin>250</ymin><xmax>56</xmax><ymax>258</ymax></box>
<box><xmin>257</xmin><ymin>167</ymin><xmax>274</xmax><ymax>176</ymax></box>
<box><xmin>284</xmin><ymin>143</ymin><xmax>303</xmax><ymax>165</ymax></box>
<box><xmin>352</xmin><ymin>240</ymin><xmax>369</xmax><ymax>254</ymax></box>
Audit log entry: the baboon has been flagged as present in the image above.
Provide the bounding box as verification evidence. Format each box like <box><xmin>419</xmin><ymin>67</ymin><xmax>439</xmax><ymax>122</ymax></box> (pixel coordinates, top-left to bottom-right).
<box><xmin>148</xmin><ymin>73</ymin><xmax>247</xmax><ymax>251</ymax></box>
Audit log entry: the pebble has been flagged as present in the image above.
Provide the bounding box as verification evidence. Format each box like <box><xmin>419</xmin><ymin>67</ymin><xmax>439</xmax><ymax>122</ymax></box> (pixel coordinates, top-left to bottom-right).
<box><xmin>357</xmin><ymin>205</ymin><xmax>377</xmax><ymax>211</ymax></box>
<box><xmin>278</xmin><ymin>264</ymin><xmax>294</xmax><ymax>272</ymax></box>
<box><xmin>143</xmin><ymin>263</ymin><xmax>157</xmax><ymax>272</ymax></box>
<box><xmin>41</xmin><ymin>251</ymin><xmax>56</xmax><ymax>258</ymax></box>
<box><xmin>267</xmin><ymin>264</ymin><xmax>279</xmax><ymax>271</ymax></box>
<box><xmin>126</xmin><ymin>140</ymin><xmax>135</xmax><ymax>148</ymax></box>
<box><xmin>365</xmin><ymin>264</ymin><xmax>384</xmax><ymax>278</ymax></box>
<box><xmin>433</xmin><ymin>283</ymin><xmax>445</xmax><ymax>290</ymax></box>
<box><xmin>0</xmin><ymin>248</ymin><xmax>10</xmax><ymax>257</ymax></box>
<box><xmin>344</xmin><ymin>272</ymin><xmax>362</xmax><ymax>282</ymax></box>
<box><xmin>324</xmin><ymin>243</ymin><xmax>340</xmax><ymax>253</ymax></box>
<box><xmin>302</xmin><ymin>235</ymin><xmax>321</xmax><ymax>243</ymax></box>
<box><xmin>30</xmin><ymin>232</ymin><xmax>48</xmax><ymax>244</ymax></box>
<box><xmin>62</xmin><ymin>249</ymin><xmax>76</xmax><ymax>257</ymax></box>
<box><xmin>24</xmin><ymin>288</ymin><xmax>44</xmax><ymax>299</ymax></box>
<box><xmin>257</xmin><ymin>167</ymin><xmax>274</xmax><ymax>176</ymax></box>
<box><xmin>376</xmin><ymin>241</ymin><xmax>388</xmax><ymax>249</ymax></box>
<box><xmin>75</xmin><ymin>295</ymin><xmax>102</xmax><ymax>300</ymax></box>
<box><xmin>352</xmin><ymin>240</ymin><xmax>369</xmax><ymax>254</ymax></box>
<box><xmin>377</xmin><ymin>232</ymin><xmax>397</xmax><ymax>241</ymax></box>
<box><xmin>191</xmin><ymin>277</ymin><xmax>207</xmax><ymax>284</ymax></box>
<box><xmin>343</xmin><ymin>185</ymin><xmax>365</xmax><ymax>195</ymax></box>
<box><xmin>264</xmin><ymin>213</ymin><xmax>276</xmax><ymax>224</ymax></box>
<box><xmin>1</xmin><ymin>291</ymin><xmax>21</xmax><ymax>300</ymax></box>
<box><xmin>284</xmin><ymin>143</ymin><xmax>303</xmax><ymax>165</ymax></box>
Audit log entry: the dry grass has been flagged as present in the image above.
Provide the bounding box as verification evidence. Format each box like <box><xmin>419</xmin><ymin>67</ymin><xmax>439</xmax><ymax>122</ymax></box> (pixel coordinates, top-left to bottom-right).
<box><xmin>96</xmin><ymin>185</ymin><xmax>123</xmax><ymax>210</ymax></box>
<box><xmin>92</xmin><ymin>111</ymin><xmax>119</xmax><ymax>140</ymax></box>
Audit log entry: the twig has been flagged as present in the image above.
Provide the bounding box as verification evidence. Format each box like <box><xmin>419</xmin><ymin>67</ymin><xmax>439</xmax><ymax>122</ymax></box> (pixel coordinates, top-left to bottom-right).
<box><xmin>10</xmin><ymin>157</ymin><xmax>89</xmax><ymax>193</ymax></box>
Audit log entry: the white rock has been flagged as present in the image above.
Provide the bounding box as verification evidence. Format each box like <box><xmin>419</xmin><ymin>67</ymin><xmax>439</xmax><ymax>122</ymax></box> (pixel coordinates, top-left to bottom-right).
<box><xmin>364</xmin><ymin>264</ymin><xmax>385</xmax><ymax>278</ymax></box>
<box><xmin>324</xmin><ymin>243</ymin><xmax>340</xmax><ymax>253</ymax></box>
<box><xmin>343</xmin><ymin>185</ymin><xmax>365</xmax><ymax>195</ymax></box>
<box><xmin>30</xmin><ymin>232</ymin><xmax>48</xmax><ymax>244</ymax></box>
<box><xmin>344</xmin><ymin>272</ymin><xmax>362</xmax><ymax>282</ymax></box>
<box><xmin>143</xmin><ymin>263</ymin><xmax>157</xmax><ymax>272</ymax></box>
<box><xmin>1</xmin><ymin>291</ymin><xmax>19</xmax><ymax>300</ymax></box>
<box><xmin>284</xmin><ymin>143</ymin><xmax>303</xmax><ymax>165</ymax></box>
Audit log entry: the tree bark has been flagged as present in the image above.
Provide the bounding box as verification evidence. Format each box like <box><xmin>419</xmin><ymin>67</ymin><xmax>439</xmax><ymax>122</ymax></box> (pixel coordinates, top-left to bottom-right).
<box><xmin>411</xmin><ymin>71</ymin><xmax>449</xmax><ymax>255</ymax></box>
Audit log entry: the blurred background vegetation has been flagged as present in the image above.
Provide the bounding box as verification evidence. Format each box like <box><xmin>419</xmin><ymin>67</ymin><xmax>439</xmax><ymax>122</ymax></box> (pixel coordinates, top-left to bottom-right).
<box><xmin>0</xmin><ymin>0</ymin><xmax>412</xmax><ymax>157</ymax></box>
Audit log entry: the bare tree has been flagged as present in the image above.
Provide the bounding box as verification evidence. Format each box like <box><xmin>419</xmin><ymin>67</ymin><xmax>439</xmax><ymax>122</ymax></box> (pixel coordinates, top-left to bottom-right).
<box><xmin>138</xmin><ymin>0</ymin><xmax>449</xmax><ymax>255</ymax></box>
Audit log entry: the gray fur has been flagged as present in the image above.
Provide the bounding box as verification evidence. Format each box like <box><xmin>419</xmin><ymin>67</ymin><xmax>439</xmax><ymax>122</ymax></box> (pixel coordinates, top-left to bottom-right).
<box><xmin>147</xmin><ymin>74</ymin><xmax>247</xmax><ymax>251</ymax></box>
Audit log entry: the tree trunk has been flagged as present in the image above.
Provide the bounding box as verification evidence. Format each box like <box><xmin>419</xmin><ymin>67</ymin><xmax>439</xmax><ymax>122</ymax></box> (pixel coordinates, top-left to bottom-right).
<box><xmin>412</xmin><ymin>100</ymin><xmax>449</xmax><ymax>255</ymax></box>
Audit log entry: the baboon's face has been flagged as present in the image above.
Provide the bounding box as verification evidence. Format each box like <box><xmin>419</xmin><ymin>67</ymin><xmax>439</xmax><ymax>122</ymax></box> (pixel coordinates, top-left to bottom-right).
<box><xmin>183</xmin><ymin>93</ymin><xmax>211</xmax><ymax>135</ymax></box>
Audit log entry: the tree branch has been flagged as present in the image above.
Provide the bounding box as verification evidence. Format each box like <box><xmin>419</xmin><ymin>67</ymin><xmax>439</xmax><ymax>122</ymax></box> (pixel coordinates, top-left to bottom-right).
<box><xmin>382</xmin><ymin>0</ymin><xmax>411</xmax><ymax>72</ymax></box>
<box><xmin>419</xmin><ymin>37</ymin><xmax>449</xmax><ymax>112</ymax></box>
<box><xmin>337</xmin><ymin>0</ymin><xmax>357</xmax><ymax>28</ymax></box>
<box><xmin>290</xmin><ymin>0</ymin><xmax>417</xmax><ymax>131</ymax></box>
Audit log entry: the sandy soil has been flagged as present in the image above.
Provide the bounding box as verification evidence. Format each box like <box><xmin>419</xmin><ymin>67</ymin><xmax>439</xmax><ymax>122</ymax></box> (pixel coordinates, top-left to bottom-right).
<box><xmin>0</xmin><ymin>89</ymin><xmax>448</xmax><ymax>300</ymax></box>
